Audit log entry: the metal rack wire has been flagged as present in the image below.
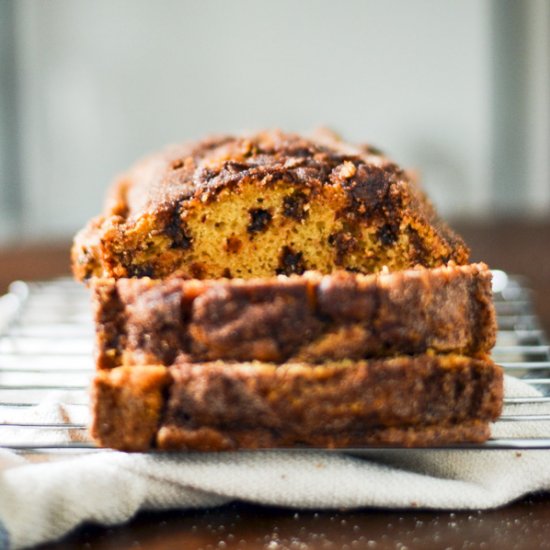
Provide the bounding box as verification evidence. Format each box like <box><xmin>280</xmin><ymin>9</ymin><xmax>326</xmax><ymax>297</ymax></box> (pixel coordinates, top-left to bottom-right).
<box><xmin>0</xmin><ymin>272</ymin><xmax>549</xmax><ymax>452</ymax></box>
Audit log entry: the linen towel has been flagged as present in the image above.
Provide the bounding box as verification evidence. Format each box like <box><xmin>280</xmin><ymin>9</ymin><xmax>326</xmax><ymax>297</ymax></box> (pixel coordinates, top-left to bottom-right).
<box><xmin>0</xmin><ymin>375</ymin><xmax>549</xmax><ymax>550</ymax></box>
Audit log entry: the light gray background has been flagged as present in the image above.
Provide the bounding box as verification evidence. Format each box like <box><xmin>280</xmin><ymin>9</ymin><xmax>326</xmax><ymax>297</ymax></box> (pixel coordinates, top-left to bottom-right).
<box><xmin>0</xmin><ymin>0</ymin><xmax>548</xmax><ymax>244</ymax></box>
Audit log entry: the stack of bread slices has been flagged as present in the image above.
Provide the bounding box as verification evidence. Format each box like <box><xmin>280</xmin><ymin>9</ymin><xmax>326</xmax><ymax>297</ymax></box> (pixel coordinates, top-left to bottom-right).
<box><xmin>72</xmin><ymin>130</ymin><xmax>502</xmax><ymax>451</ymax></box>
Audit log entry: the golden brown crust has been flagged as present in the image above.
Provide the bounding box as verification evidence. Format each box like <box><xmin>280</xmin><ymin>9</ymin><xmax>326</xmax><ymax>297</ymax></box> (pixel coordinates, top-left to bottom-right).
<box><xmin>91</xmin><ymin>365</ymin><xmax>170</xmax><ymax>452</ymax></box>
<box><xmin>72</xmin><ymin>130</ymin><xmax>469</xmax><ymax>281</ymax></box>
<box><xmin>90</xmin><ymin>355</ymin><xmax>503</xmax><ymax>451</ymax></box>
<box><xmin>156</xmin><ymin>421</ymin><xmax>492</xmax><ymax>451</ymax></box>
<box><xmin>92</xmin><ymin>263</ymin><xmax>496</xmax><ymax>368</ymax></box>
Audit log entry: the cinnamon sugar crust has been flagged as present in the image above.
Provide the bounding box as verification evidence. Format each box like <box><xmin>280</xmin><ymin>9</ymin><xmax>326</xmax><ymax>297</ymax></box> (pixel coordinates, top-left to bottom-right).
<box><xmin>72</xmin><ymin>130</ymin><xmax>469</xmax><ymax>281</ymax></box>
<box><xmin>92</xmin><ymin>263</ymin><xmax>496</xmax><ymax>368</ymax></box>
<box><xmin>91</xmin><ymin>355</ymin><xmax>503</xmax><ymax>451</ymax></box>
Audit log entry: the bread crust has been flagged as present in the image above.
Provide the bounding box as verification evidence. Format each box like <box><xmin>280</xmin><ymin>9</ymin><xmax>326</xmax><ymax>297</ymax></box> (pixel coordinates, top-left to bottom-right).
<box><xmin>92</xmin><ymin>263</ymin><xmax>496</xmax><ymax>368</ymax></box>
<box><xmin>91</xmin><ymin>365</ymin><xmax>170</xmax><ymax>452</ymax></box>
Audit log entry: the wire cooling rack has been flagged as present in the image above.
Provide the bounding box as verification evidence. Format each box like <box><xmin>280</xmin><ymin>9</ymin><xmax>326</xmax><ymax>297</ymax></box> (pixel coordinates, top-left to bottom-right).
<box><xmin>0</xmin><ymin>272</ymin><xmax>550</xmax><ymax>453</ymax></box>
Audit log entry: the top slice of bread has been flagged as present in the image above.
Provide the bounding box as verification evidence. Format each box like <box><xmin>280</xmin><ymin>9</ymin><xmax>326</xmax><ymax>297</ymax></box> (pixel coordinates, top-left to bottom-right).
<box><xmin>72</xmin><ymin>130</ymin><xmax>469</xmax><ymax>280</ymax></box>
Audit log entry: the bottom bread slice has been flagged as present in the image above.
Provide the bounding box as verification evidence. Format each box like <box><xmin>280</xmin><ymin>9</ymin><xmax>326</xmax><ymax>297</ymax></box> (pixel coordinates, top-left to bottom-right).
<box><xmin>91</xmin><ymin>354</ymin><xmax>503</xmax><ymax>451</ymax></box>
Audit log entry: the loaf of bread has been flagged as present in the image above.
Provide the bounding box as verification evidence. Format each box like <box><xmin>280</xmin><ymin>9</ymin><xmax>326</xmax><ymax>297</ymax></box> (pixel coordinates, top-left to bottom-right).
<box><xmin>91</xmin><ymin>354</ymin><xmax>503</xmax><ymax>452</ymax></box>
<box><xmin>93</xmin><ymin>263</ymin><xmax>496</xmax><ymax>368</ymax></box>
<box><xmin>72</xmin><ymin>130</ymin><xmax>469</xmax><ymax>281</ymax></box>
<box><xmin>77</xmin><ymin>130</ymin><xmax>501</xmax><ymax>452</ymax></box>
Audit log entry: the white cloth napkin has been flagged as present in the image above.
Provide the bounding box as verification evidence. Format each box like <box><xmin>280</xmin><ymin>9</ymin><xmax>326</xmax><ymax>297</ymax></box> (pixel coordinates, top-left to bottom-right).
<box><xmin>1</xmin><ymin>375</ymin><xmax>550</xmax><ymax>550</ymax></box>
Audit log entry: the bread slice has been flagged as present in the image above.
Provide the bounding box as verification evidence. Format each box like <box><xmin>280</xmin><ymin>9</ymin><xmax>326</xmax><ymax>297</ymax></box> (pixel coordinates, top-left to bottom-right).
<box><xmin>92</xmin><ymin>263</ymin><xmax>496</xmax><ymax>369</ymax></box>
<box><xmin>91</xmin><ymin>354</ymin><xmax>503</xmax><ymax>452</ymax></box>
<box><xmin>72</xmin><ymin>130</ymin><xmax>468</xmax><ymax>281</ymax></box>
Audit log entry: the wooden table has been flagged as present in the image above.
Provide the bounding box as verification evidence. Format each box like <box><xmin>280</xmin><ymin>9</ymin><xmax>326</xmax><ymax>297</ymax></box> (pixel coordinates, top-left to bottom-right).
<box><xmin>1</xmin><ymin>220</ymin><xmax>549</xmax><ymax>550</ymax></box>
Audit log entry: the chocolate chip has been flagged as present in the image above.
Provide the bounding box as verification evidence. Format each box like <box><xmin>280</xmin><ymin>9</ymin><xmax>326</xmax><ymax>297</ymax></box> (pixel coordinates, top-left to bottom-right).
<box><xmin>407</xmin><ymin>227</ymin><xmax>429</xmax><ymax>265</ymax></box>
<box><xmin>247</xmin><ymin>208</ymin><xmax>272</xmax><ymax>235</ymax></box>
<box><xmin>341</xmin><ymin>164</ymin><xmax>402</xmax><ymax>220</ymax></box>
<box><xmin>126</xmin><ymin>264</ymin><xmax>155</xmax><ymax>278</ymax></box>
<box><xmin>165</xmin><ymin>201</ymin><xmax>193</xmax><ymax>250</ymax></box>
<box><xmin>225</xmin><ymin>237</ymin><xmax>242</xmax><ymax>254</ymax></box>
<box><xmin>377</xmin><ymin>224</ymin><xmax>398</xmax><ymax>246</ymax></box>
<box><xmin>328</xmin><ymin>232</ymin><xmax>357</xmax><ymax>265</ymax></box>
<box><xmin>346</xmin><ymin>165</ymin><xmax>390</xmax><ymax>205</ymax></box>
<box><xmin>282</xmin><ymin>192</ymin><xmax>309</xmax><ymax>221</ymax></box>
<box><xmin>276</xmin><ymin>246</ymin><xmax>306</xmax><ymax>276</ymax></box>
<box><xmin>189</xmin><ymin>263</ymin><xmax>206</xmax><ymax>279</ymax></box>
